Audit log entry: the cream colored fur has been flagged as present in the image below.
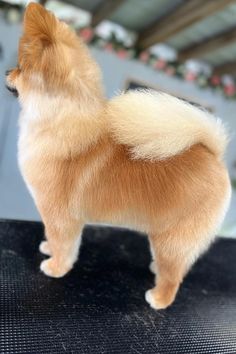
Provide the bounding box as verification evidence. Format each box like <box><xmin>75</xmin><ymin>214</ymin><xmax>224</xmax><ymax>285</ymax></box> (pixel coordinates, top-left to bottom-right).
<box><xmin>107</xmin><ymin>90</ymin><xmax>228</xmax><ymax>160</ymax></box>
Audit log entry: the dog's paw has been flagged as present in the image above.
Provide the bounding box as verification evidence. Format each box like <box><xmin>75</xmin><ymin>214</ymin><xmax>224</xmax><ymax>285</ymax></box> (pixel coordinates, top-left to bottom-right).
<box><xmin>145</xmin><ymin>289</ymin><xmax>172</xmax><ymax>310</ymax></box>
<box><xmin>149</xmin><ymin>260</ymin><xmax>156</xmax><ymax>274</ymax></box>
<box><xmin>39</xmin><ymin>241</ymin><xmax>51</xmax><ymax>256</ymax></box>
<box><xmin>40</xmin><ymin>258</ymin><xmax>71</xmax><ymax>278</ymax></box>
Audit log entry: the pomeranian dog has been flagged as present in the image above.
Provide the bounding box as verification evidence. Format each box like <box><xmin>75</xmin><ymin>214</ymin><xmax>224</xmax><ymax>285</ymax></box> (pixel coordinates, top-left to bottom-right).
<box><xmin>6</xmin><ymin>3</ymin><xmax>231</xmax><ymax>310</ymax></box>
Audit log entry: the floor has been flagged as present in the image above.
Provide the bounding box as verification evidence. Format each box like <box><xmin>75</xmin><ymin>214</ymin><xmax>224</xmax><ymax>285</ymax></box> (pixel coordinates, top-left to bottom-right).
<box><xmin>0</xmin><ymin>220</ymin><xmax>235</xmax><ymax>353</ymax></box>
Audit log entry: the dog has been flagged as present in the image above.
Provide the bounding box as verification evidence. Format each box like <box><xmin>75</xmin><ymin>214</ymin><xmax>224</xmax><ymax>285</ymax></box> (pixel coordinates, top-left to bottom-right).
<box><xmin>6</xmin><ymin>3</ymin><xmax>231</xmax><ymax>310</ymax></box>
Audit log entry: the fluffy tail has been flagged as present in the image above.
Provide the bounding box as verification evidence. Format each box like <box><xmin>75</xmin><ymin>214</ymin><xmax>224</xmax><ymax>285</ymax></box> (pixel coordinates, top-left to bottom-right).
<box><xmin>107</xmin><ymin>90</ymin><xmax>228</xmax><ymax>160</ymax></box>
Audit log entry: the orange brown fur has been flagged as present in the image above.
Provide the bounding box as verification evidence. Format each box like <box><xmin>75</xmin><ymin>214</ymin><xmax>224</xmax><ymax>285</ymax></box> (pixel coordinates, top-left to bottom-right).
<box><xmin>6</xmin><ymin>3</ymin><xmax>231</xmax><ymax>310</ymax></box>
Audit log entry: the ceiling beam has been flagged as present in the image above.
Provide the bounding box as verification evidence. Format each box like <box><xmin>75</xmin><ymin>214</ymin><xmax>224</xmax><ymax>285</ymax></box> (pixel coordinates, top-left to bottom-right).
<box><xmin>179</xmin><ymin>27</ymin><xmax>236</xmax><ymax>61</ymax></box>
<box><xmin>91</xmin><ymin>0</ymin><xmax>125</xmax><ymax>27</ymax></box>
<box><xmin>137</xmin><ymin>0</ymin><xmax>236</xmax><ymax>50</ymax></box>
<box><xmin>213</xmin><ymin>61</ymin><xmax>236</xmax><ymax>76</ymax></box>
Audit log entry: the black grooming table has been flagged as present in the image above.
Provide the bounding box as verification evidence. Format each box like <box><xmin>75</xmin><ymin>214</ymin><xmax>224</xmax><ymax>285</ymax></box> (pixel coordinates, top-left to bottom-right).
<box><xmin>0</xmin><ymin>220</ymin><xmax>235</xmax><ymax>354</ymax></box>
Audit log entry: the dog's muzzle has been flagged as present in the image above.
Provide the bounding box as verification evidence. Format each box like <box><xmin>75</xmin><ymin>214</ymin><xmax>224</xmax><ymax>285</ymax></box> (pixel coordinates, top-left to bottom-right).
<box><xmin>5</xmin><ymin>84</ymin><xmax>19</xmax><ymax>97</ymax></box>
<box><xmin>5</xmin><ymin>70</ymin><xmax>18</xmax><ymax>97</ymax></box>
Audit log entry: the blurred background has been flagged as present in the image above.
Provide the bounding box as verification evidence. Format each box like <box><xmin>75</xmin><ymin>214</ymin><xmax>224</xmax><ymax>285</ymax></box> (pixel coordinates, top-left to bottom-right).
<box><xmin>0</xmin><ymin>0</ymin><xmax>235</xmax><ymax>236</ymax></box>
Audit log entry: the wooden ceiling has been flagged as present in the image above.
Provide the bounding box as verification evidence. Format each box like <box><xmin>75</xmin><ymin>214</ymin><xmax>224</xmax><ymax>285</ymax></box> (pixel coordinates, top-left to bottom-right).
<box><xmin>136</xmin><ymin>0</ymin><xmax>235</xmax><ymax>49</ymax></box>
<box><xmin>62</xmin><ymin>0</ymin><xmax>236</xmax><ymax>76</ymax></box>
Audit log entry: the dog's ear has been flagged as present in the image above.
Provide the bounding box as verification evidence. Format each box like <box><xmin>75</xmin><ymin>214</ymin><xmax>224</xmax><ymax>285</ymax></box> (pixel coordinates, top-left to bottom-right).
<box><xmin>23</xmin><ymin>3</ymin><xmax>57</xmax><ymax>46</ymax></box>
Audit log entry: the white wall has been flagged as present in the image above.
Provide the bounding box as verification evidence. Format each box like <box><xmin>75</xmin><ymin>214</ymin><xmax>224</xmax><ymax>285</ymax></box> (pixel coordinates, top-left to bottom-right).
<box><xmin>0</xmin><ymin>17</ymin><xmax>235</xmax><ymax>235</ymax></box>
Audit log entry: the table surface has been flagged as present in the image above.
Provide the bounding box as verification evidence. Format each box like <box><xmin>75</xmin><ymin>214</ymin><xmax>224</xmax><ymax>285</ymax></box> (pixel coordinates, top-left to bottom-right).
<box><xmin>0</xmin><ymin>220</ymin><xmax>235</xmax><ymax>354</ymax></box>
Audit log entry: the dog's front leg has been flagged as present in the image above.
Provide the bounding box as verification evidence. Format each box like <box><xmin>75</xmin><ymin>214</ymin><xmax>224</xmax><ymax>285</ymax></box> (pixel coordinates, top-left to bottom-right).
<box><xmin>37</xmin><ymin>204</ymin><xmax>84</xmax><ymax>278</ymax></box>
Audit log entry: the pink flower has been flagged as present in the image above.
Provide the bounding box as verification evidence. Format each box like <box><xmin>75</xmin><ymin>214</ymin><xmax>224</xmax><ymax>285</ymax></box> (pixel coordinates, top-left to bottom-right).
<box><xmin>117</xmin><ymin>49</ymin><xmax>128</xmax><ymax>59</ymax></box>
<box><xmin>139</xmin><ymin>51</ymin><xmax>149</xmax><ymax>63</ymax></box>
<box><xmin>210</xmin><ymin>75</ymin><xmax>220</xmax><ymax>86</ymax></box>
<box><xmin>224</xmin><ymin>84</ymin><xmax>236</xmax><ymax>96</ymax></box>
<box><xmin>153</xmin><ymin>59</ymin><xmax>166</xmax><ymax>70</ymax></box>
<box><xmin>80</xmin><ymin>28</ymin><xmax>94</xmax><ymax>42</ymax></box>
<box><xmin>185</xmin><ymin>71</ymin><xmax>196</xmax><ymax>81</ymax></box>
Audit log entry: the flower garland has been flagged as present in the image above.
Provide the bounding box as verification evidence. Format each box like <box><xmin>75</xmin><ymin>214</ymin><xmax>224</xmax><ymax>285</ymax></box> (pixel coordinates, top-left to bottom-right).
<box><xmin>78</xmin><ymin>27</ymin><xmax>236</xmax><ymax>100</ymax></box>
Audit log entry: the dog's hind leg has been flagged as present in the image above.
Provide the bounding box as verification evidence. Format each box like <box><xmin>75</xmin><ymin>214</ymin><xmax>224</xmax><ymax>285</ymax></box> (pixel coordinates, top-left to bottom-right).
<box><xmin>146</xmin><ymin>192</ymin><xmax>230</xmax><ymax>310</ymax></box>
<box><xmin>146</xmin><ymin>218</ymin><xmax>213</xmax><ymax>310</ymax></box>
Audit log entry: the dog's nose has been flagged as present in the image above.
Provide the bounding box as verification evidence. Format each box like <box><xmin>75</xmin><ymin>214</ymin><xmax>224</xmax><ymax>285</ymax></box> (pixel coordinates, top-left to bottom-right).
<box><xmin>5</xmin><ymin>69</ymin><xmax>11</xmax><ymax>76</ymax></box>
